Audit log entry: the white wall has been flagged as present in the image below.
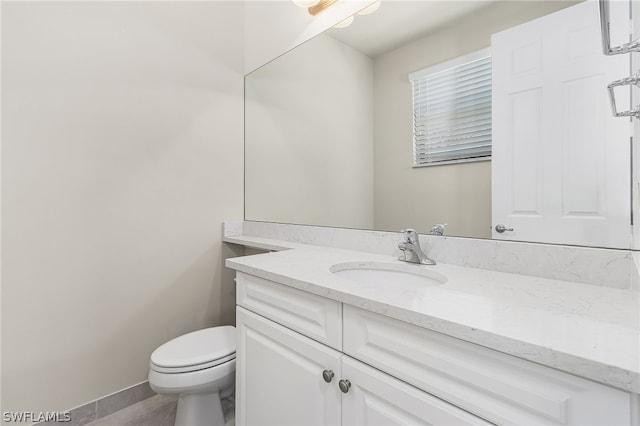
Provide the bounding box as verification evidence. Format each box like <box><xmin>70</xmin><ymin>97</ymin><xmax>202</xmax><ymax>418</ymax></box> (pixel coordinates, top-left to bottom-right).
<box><xmin>245</xmin><ymin>34</ymin><xmax>374</xmax><ymax>229</ymax></box>
<box><xmin>1</xmin><ymin>1</ymin><xmax>244</xmax><ymax>413</ymax></box>
<box><xmin>373</xmin><ymin>1</ymin><xmax>577</xmax><ymax>239</ymax></box>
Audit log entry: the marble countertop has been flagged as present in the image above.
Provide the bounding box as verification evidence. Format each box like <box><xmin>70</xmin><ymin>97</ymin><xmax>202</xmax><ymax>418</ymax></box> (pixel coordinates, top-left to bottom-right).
<box><xmin>224</xmin><ymin>235</ymin><xmax>640</xmax><ymax>393</ymax></box>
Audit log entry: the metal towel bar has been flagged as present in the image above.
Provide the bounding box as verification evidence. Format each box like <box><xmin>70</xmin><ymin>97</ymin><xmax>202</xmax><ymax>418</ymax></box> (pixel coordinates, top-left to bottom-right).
<box><xmin>599</xmin><ymin>0</ymin><xmax>640</xmax><ymax>55</ymax></box>
<box><xmin>600</xmin><ymin>0</ymin><xmax>640</xmax><ymax>119</ymax></box>
<box><xmin>607</xmin><ymin>73</ymin><xmax>640</xmax><ymax>118</ymax></box>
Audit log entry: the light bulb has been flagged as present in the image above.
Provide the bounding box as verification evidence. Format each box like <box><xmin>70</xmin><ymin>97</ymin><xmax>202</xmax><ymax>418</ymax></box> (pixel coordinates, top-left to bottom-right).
<box><xmin>333</xmin><ymin>15</ymin><xmax>354</xmax><ymax>28</ymax></box>
<box><xmin>293</xmin><ymin>0</ymin><xmax>320</xmax><ymax>7</ymax></box>
<box><xmin>357</xmin><ymin>0</ymin><xmax>381</xmax><ymax>15</ymax></box>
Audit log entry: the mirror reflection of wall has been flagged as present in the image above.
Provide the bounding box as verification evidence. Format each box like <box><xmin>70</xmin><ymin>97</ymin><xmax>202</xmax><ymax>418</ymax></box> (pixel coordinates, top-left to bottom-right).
<box><xmin>245</xmin><ymin>0</ymin><xmax>634</xmax><ymax>249</ymax></box>
<box><xmin>245</xmin><ymin>34</ymin><xmax>375</xmax><ymax>229</ymax></box>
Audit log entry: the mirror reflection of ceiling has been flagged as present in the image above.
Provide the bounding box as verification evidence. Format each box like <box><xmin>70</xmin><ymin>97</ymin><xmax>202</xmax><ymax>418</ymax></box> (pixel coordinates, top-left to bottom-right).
<box><xmin>327</xmin><ymin>0</ymin><xmax>497</xmax><ymax>57</ymax></box>
<box><xmin>245</xmin><ymin>0</ymin><xmax>634</xmax><ymax>249</ymax></box>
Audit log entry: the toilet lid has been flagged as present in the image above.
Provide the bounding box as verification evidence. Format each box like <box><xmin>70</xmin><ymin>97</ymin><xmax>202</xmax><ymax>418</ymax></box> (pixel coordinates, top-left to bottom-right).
<box><xmin>151</xmin><ymin>326</ymin><xmax>236</xmax><ymax>369</ymax></box>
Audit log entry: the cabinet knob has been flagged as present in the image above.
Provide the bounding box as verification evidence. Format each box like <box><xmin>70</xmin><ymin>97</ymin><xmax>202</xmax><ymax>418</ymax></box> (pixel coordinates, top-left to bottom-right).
<box><xmin>322</xmin><ymin>369</ymin><xmax>334</xmax><ymax>383</ymax></box>
<box><xmin>338</xmin><ymin>379</ymin><xmax>351</xmax><ymax>393</ymax></box>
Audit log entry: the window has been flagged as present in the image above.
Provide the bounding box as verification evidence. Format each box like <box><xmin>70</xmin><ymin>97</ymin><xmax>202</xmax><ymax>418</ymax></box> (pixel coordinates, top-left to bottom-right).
<box><xmin>409</xmin><ymin>48</ymin><xmax>492</xmax><ymax>167</ymax></box>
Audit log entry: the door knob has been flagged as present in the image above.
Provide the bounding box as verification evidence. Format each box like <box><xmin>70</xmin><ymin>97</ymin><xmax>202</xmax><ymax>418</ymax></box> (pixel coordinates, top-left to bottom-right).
<box><xmin>338</xmin><ymin>379</ymin><xmax>351</xmax><ymax>393</ymax></box>
<box><xmin>495</xmin><ymin>224</ymin><xmax>514</xmax><ymax>233</ymax></box>
<box><xmin>322</xmin><ymin>369</ymin><xmax>334</xmax><ymax>383</ymax></box>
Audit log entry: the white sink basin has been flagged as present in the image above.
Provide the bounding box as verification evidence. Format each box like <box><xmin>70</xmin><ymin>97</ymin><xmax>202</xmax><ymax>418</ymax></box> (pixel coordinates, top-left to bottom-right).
<box><xmin>330</xmin><ymin>261</ymin><xmax>447</xmax><ymax>287</ymax></box>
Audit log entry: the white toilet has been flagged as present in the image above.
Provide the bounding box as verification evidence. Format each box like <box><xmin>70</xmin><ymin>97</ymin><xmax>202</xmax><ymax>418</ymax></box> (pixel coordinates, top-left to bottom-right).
<box><xmin>148</xmin><ymin>326</ymin><xmax>236</xmax><ymax>426</ymax></box>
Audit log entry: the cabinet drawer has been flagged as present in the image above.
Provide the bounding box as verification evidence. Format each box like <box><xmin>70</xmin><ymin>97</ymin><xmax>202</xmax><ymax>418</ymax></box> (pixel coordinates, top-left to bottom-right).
<box><xmin>343</xmin><ymin>306</ymin><xmax>631</xmax><ymax>426</ymax></box>
<box><xmin>236</xmin><ymin>272</ymin><xmax>342</xmax><ymax>350</ymax></box>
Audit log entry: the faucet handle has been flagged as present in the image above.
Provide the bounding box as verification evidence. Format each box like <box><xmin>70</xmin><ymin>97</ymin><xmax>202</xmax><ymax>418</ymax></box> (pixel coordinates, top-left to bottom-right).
<box><xmin>401</xmin><ymin>228</ymin><xmax>418</xmax><ymax>243</ymax></box>
<box><xmin>430</xmin><ymin>223</ymin><xmax>448</xmax><ymax>236</ymax></box>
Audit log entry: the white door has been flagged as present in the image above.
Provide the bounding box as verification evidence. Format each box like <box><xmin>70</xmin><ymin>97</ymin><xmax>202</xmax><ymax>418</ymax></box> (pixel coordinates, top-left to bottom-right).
<box><xmin>340</xmin><ymin>356</ymin><xmax>491</xmax><ymax>426</ymax></box>
<box><xmin>236</xmin><ymin>307</ymin><xmax>342</xmax><ymax>426</ymax></box>
<box><xmin>492</xmin><ymin>0</ymin><xmax>631</xmax><ymax>248</ymax></box>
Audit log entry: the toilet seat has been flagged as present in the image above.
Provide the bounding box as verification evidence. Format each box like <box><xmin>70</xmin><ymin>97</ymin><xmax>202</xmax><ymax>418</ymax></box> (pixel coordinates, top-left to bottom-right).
<box><xmin>150</xmin><ymin>326</ymin><xmax>235</xmax><ymax>374</ymax></box>
<box><xmin>150</xmin><ymin>353</ymin><xmax>236</xmax><ymax>374</ymax></box>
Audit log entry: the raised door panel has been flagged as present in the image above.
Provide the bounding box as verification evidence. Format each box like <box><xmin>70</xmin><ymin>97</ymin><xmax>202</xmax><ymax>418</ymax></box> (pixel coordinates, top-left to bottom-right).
<box><xmin>236</xmin><ymin>307</ymin><xmax>341</xmax><ymax>426</ymax></box>
<box><xmin>341</xmin><ymin>356</ymin><xmax>492</xmax><ymax>426</ymax></box>
<box><xmin>343</xmin><ymin>306</ymin><xmax>631</xmax><ymax>426</ymax></box>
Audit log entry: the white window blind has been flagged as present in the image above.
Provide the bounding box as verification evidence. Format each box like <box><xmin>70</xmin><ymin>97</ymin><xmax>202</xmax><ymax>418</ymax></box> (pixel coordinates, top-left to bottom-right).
<box><xmin>410</xmin><ymin>49</ymin><xmax>492</xmax><ymax>166</ymax></box>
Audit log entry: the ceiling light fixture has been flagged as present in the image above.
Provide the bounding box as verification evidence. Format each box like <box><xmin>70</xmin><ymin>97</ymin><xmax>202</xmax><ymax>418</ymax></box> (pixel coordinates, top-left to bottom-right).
<box><xmin>294</xmin><ymin>0</ymin><xmax>380</xmax><ymax>29</ymax></box>
<box><xmin>308</xmin><ymin>0</ymin><xmax>339</xmax><ymax>16</ymax></box>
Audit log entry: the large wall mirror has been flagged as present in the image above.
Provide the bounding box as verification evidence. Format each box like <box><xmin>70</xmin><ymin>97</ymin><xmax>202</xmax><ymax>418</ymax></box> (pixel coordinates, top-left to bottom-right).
<box><xmin>245</xmin><ymin>0</ymin><xmax>635</xmax><ymax>249</ymax></box>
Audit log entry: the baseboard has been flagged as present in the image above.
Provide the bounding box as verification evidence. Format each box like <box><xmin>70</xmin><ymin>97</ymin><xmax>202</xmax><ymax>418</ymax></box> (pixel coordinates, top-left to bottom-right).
<box><xmin>33</xmin><ymin>381</ymin><xmax>155</xmax><ymax>426</ymax></box>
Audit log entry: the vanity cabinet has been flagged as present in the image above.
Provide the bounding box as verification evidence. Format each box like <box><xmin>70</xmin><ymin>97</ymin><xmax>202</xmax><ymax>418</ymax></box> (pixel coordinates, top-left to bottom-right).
<box><xmin>237</xmin><ymin>307</ymin><xmax>489</xmax><ymax>426</ymax></box>
<box><xmin>235</xmin><ymin>272</ymin><xmax>634</xmax><ymax>426</ymax></box>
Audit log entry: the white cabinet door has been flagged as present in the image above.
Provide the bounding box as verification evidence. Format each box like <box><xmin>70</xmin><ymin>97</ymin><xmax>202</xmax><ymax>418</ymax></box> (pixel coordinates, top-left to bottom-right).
<box><xmin>236</xmin><ymin>307</ymin><xmax>342</xmax><ymax>426</ymax></box>
<box><xmin>492</xmin><ymin>0</ymin><xmax>631</xmax><ymax>248</ymax></box>
<box><xmin>341</xmin><ymin>356</ymin><xmax>492</xmax><ymax>426</ymax></box>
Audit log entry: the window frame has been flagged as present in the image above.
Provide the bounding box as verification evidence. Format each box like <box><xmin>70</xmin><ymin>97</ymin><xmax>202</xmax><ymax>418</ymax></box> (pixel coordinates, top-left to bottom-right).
<box><xmin>409</xmin><ymin>48</ymin><xmax>492</xmax><ymax>168</ymax></box>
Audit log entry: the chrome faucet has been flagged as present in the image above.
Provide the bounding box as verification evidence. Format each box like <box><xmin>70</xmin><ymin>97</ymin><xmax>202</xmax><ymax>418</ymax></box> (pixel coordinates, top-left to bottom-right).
<box><xmin>429</xmin><ymin>223</ymin><xmax>447</xmax><ymax>236</ymax></box>
<box><xmin>398</xmin><ymin>229</ymin><xmax>436</xmax><ymax>265</ymax></box>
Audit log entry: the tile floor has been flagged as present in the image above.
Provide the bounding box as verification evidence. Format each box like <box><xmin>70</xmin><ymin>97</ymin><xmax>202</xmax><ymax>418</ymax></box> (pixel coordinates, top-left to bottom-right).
<box><xmin>83</xmin><ymin>394</ymin><xmax>235</xmax><ymax>426</ymax></box>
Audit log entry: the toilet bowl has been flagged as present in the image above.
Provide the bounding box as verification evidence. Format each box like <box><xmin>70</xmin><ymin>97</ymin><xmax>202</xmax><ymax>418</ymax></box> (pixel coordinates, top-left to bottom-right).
<box><xmin>148</xmin><ymin>326</ymin><xmax>235</xmax><ymax>426</ymax></box>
